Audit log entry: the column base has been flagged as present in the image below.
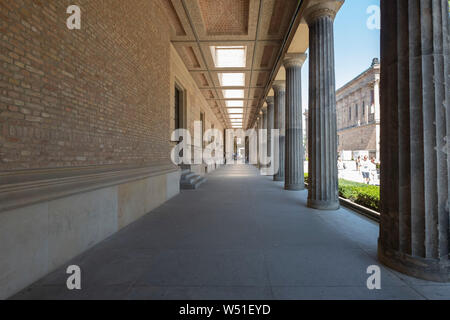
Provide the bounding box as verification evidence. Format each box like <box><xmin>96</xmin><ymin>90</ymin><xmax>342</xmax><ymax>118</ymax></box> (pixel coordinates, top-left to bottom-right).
<box><xmin>307</xmin><ymin>198</ymin><xmax>340</xmax><ymax>210</ymax></box>
<box><xmin>274</xmin><ymin>176</ymin><xmax>284</xmax><ymax>182</ymax></box>
<box><xmin>378</xmin><ymin>240</ymin><xmax>450</xmax><ymax>282</ymax></box>
<box><xmin>284</xmin><ymin>184</ymin><xmax>305</xmax><ymax>191</ymax></box>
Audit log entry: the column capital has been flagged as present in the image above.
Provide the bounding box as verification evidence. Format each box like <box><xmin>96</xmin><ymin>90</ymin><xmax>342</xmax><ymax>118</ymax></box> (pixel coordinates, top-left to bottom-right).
<box><xmin>272</xmin><ymin>80</ymin><xmax>286</xmax><ymax>93</ymax></box>
<box><xmin>261</xmin><ymin>105</ymin><xmax>267</xmax><ymax>114</ymax></box>
<box><xmin>303</xmin><ymin>0</ymin><xmax>344</xmax><ymax>24</ymax></box>
<box><xmin>283</xmin><ymin>53</ymin><xmax>307</xmax><ymax>69</ymax></box>
<box><xmin>266</xmin><ymin>96</ymin><xmax>274</xmax><ymax>105</ymax></box>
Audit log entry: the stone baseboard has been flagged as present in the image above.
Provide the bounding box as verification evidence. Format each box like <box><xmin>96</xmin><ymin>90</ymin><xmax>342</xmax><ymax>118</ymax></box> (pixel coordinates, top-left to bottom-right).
<box><xmin>0</xmin><ymin>164</ymin><xmax>180</xmax><ymax>299</ymax></box>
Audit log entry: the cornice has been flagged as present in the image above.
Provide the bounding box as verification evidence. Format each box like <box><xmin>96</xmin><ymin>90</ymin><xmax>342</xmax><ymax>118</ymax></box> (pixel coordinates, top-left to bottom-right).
<box><xmin>0</xmin><ymin>164</ymin><xmax>179</xmax><ymax>213</ymax></box>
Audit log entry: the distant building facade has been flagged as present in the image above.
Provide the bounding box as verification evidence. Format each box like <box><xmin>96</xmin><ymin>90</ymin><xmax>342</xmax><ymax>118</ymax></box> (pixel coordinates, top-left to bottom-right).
<box><xmin>336</xmin><ymin>58</ymin><xmax>380</xmax><ymax>161</ymax></box>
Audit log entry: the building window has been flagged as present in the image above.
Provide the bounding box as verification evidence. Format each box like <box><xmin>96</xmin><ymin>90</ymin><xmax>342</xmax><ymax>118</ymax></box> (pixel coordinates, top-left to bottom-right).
<box><xmin>355</xmin><ymin>104</ymin><xmax>358</xmax><ymax>118</ymax></box>
<box><xmin>348</xmin><ymin>107</ymin><xmax>351</xmax><ymax>121</ymax></box>
<box><xmin>362</xmin><ymin>101</ymin><xmax>365</xmax><ymax>115</ymax></box>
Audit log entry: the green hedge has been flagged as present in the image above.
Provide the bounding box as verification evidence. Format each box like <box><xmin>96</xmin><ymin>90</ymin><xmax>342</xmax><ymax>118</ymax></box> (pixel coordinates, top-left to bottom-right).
<box><xmin>304</xmin><ymin>174</ymin><xmax>380</xmax><ymax>212</ymax></box>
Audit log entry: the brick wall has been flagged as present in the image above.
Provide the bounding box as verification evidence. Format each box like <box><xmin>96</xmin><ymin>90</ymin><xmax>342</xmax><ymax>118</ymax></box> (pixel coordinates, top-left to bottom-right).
<box><xmin>170</xmin><ymin>44</ymin><xmax>225</xmax><ymax>152</ymax></box>
<box><xmin>0</xmin><ymin>0</ymin><xmax>172</xmax><ymax>170</ymax></box>
<box><xmin>337</xmin><ymin>124</ymin><xmax>377</xmax><ymax>153</ymax></box>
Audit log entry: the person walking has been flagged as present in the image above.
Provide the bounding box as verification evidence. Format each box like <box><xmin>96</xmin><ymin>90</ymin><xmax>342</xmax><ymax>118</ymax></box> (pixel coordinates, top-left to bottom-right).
<box><xmin>356</xmin><ymin>156</ymin><xmax>361</xmax><ymax>172</ymax></box>
<box><xmin>360</xmin><ymin>155</ymin><xmax>371</xmax><ymax>184</ymax></box>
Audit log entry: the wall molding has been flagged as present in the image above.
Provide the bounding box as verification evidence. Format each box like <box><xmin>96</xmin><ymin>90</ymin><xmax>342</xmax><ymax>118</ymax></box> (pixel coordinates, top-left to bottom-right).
<box><xmin>0</xmin><ymin>164</ymin><xmax>179</xmax><ymax>213</ymax></box>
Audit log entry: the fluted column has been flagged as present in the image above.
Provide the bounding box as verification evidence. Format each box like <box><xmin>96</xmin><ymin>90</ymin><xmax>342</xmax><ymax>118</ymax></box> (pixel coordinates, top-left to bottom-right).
<box><xmin>257</xmin><ymin>112</ymin><xmax>263</xmax><ymax>168</ymax></box>
<box><xmin>262</xmin><ymin>107</ymin><xmax>267</xmax><ymax>131</ymax></box>
<box><xmin>273</xmin><ymin>81</ymin><xmax>286</xmax><ymax>181</ymax></box>
<box><xmin>255</xmin><ymin>117</ymin><xmax>260</xmax><ymax>167</ymax></box>
<box><xmin>378</xmin><ymin>0</ymin><xmax>450</xmax><ymax>282</ymax></box>
<box><xmin>283</xmin><ymin>54</ymin><xmax>306</xmax><ymax>190</ymax></box>
<box><xmin>261</xmin><ymin>106</ymin><xmax>268</xmax><ymax>168</ymax></box>
<box><xmin>266</xmin><ymin>97</ymin><xmax>274</xmax><ymax>161</ymax></box>
<box><xmin>305</xmin><ymin>0</ymin><xmax>343</xmax><ymax>210</ymax></box>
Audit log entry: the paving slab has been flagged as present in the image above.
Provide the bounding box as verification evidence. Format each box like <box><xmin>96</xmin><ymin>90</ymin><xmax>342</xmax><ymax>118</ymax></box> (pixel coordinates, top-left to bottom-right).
<box><xmin>11</xmin><ymin>165</ymin><xmax>450</xmax><ymax>300</ymax></box>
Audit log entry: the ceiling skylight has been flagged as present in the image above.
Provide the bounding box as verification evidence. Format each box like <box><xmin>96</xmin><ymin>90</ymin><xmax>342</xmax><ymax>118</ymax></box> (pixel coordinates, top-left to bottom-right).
<box><xmin>226</xmin><ymin>100</ymin><xmax>244</xmax><ymax>107</ymax></box>
<box><xmin>219</xmin><ymin>73</ymin><xmax>245</xmax><ymax>87</ymax></box>
<box><xmin>211</xmin><ymin>46</ymin><xmax>246</xmax><ymax>68</ymax></box>
<box><xmin>229</xmin><ymin>114</ymin><xmax>243</xmax><ymax>119</ymax></box>
<box><xmin>227</xmin><ymin>108</ymin><xmax>243</xmax><ymax>114</ymax></box>
<box><xmin>223</xmin><ymin>90</ymin><xmax>244</xmax><ymax>99</ymax></box>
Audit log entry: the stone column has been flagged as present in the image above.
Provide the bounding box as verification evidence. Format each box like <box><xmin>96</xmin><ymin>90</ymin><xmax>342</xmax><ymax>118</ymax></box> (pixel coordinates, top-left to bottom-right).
<box><xmin>257</xmin><ymin>112</ymin><xmax>263</xmax><ymax>168</ymax></box>
<box><xmin>273</xmin><ymin>81</ymin><xmax>286</xmax><ymax>181</ymax></box>
<box><xmin>304</xmin><ymin>0</ymin><xmax>343</xmax><ymax>210</ymax></box>
<box><xmin>378</xmin><ymin>0</ymin><xmax>450</xmax><ymax>282</ymax></box>
<box><xmin>261</xmin><ymin>106</ymin><xmax>268</xmax><ymax>168</ymax></box>
<box><xmin>266</xmin><ymin>97</ymin><xmax>275</xmax><ymax>161</ymax></box>
<box><xmin>374</xmin><ymin>77</ymin><xmax>381</xmax><ymax>162</ymax></box>
<box><xmin>262</xmin><ymin>107</ymin><xmax>267</xmax><ymax>131</ymax></box>
<box><xmin>283</xmin><ymin>54</ymin><xmax>306</xmax><ymax>190</ymax></box>
<box><xmin>255</xmin><ymin>118</ymin><xmax>260</xmax><ymax>167</ymax></box>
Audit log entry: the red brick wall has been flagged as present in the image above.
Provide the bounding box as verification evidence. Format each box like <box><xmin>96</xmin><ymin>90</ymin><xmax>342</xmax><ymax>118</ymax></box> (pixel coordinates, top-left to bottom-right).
<box><xmin>0</xmin><ymin>0</ymin><xmax>172</xmax><ymax>170</ymax></box>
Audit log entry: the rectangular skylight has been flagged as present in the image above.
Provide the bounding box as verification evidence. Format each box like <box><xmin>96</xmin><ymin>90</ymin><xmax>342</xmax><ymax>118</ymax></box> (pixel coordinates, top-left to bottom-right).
<box><xmin>223</xmin><ymin>90</ymin><xmax>244</xmax><ymax>99</ymax></box>
<box><xmin>227</xmin><ymin>108</ymin><xmax>243</xmax><ymax>114</ymax></box>
<box><xmin>226</xmin><ymin>100</ymin><xmax>244</xmax><ymax>107</ymax></box>
<box><xmin>229</xmin><ymin>114</ymin><xmax>243</xmax><ymax>119</ymax></box>
<box><xmin>212</xmin><ymin>46</ymin><xmax>246</xmax><ymax>68</ymax></box>
<box><xmin>219</xmin><ymin>73</ymin><xmax>245</xmax><ymax>87</ymax></box>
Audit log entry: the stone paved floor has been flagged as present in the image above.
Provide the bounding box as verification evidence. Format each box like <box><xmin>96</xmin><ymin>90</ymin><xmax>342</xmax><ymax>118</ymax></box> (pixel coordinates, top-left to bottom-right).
<box><xmin>12</xmin><ymin>165</ymin><xmax>450</xmax><ymax>300</ymax></box>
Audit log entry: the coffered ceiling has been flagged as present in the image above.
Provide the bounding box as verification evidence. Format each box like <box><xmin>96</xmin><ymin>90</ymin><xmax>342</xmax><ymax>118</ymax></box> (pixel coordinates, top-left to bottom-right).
<box><xmin>162</xmin><ymin>0</ymin><xmax>301</xmax><ymax>129</ymax></box>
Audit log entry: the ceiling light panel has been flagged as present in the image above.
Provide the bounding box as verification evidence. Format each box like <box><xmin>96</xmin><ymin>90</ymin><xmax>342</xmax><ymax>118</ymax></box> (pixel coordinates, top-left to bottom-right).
<box><xmin>219</xmin><ymin>73</ymin><xmax>245</xmax><ymax>87</ymax></box>
<box><xmin>227</xmin><ymin>108</ymin><xmax>243</xmax><ymax>114</ymax></box>
<box><xmin>226</xmin><ymin>100</ymin><xmax>244</xmax><ymax>107</ymax></box>
<box><xmin>223</xmin><ymin>90</ymin><xmax>244</xmax><ymax>99</ymax></box>
<box><xmin>212</xmin><ymin>46</ymin><xmax>246</xmax><ymax>68</ymax></box>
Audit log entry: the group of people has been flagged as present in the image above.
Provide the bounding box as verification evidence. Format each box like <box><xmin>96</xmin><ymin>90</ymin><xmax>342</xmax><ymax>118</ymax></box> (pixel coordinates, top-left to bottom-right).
<box><xmin>337</xmin><ymin>155</ymin><xmax>379</xmax><ymax>185</ymax></box>
<box><xmin>356</xmin><ymin>155</ymin><xmax>378</xmax><ymax>184</ymax></box>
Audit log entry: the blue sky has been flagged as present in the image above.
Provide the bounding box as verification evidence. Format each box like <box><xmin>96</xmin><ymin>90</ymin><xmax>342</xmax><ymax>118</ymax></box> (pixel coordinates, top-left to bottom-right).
<box><xmin>301</xmin><ymin>0</ymin><xmax>380</xmax><ymax>109</ymax></box>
